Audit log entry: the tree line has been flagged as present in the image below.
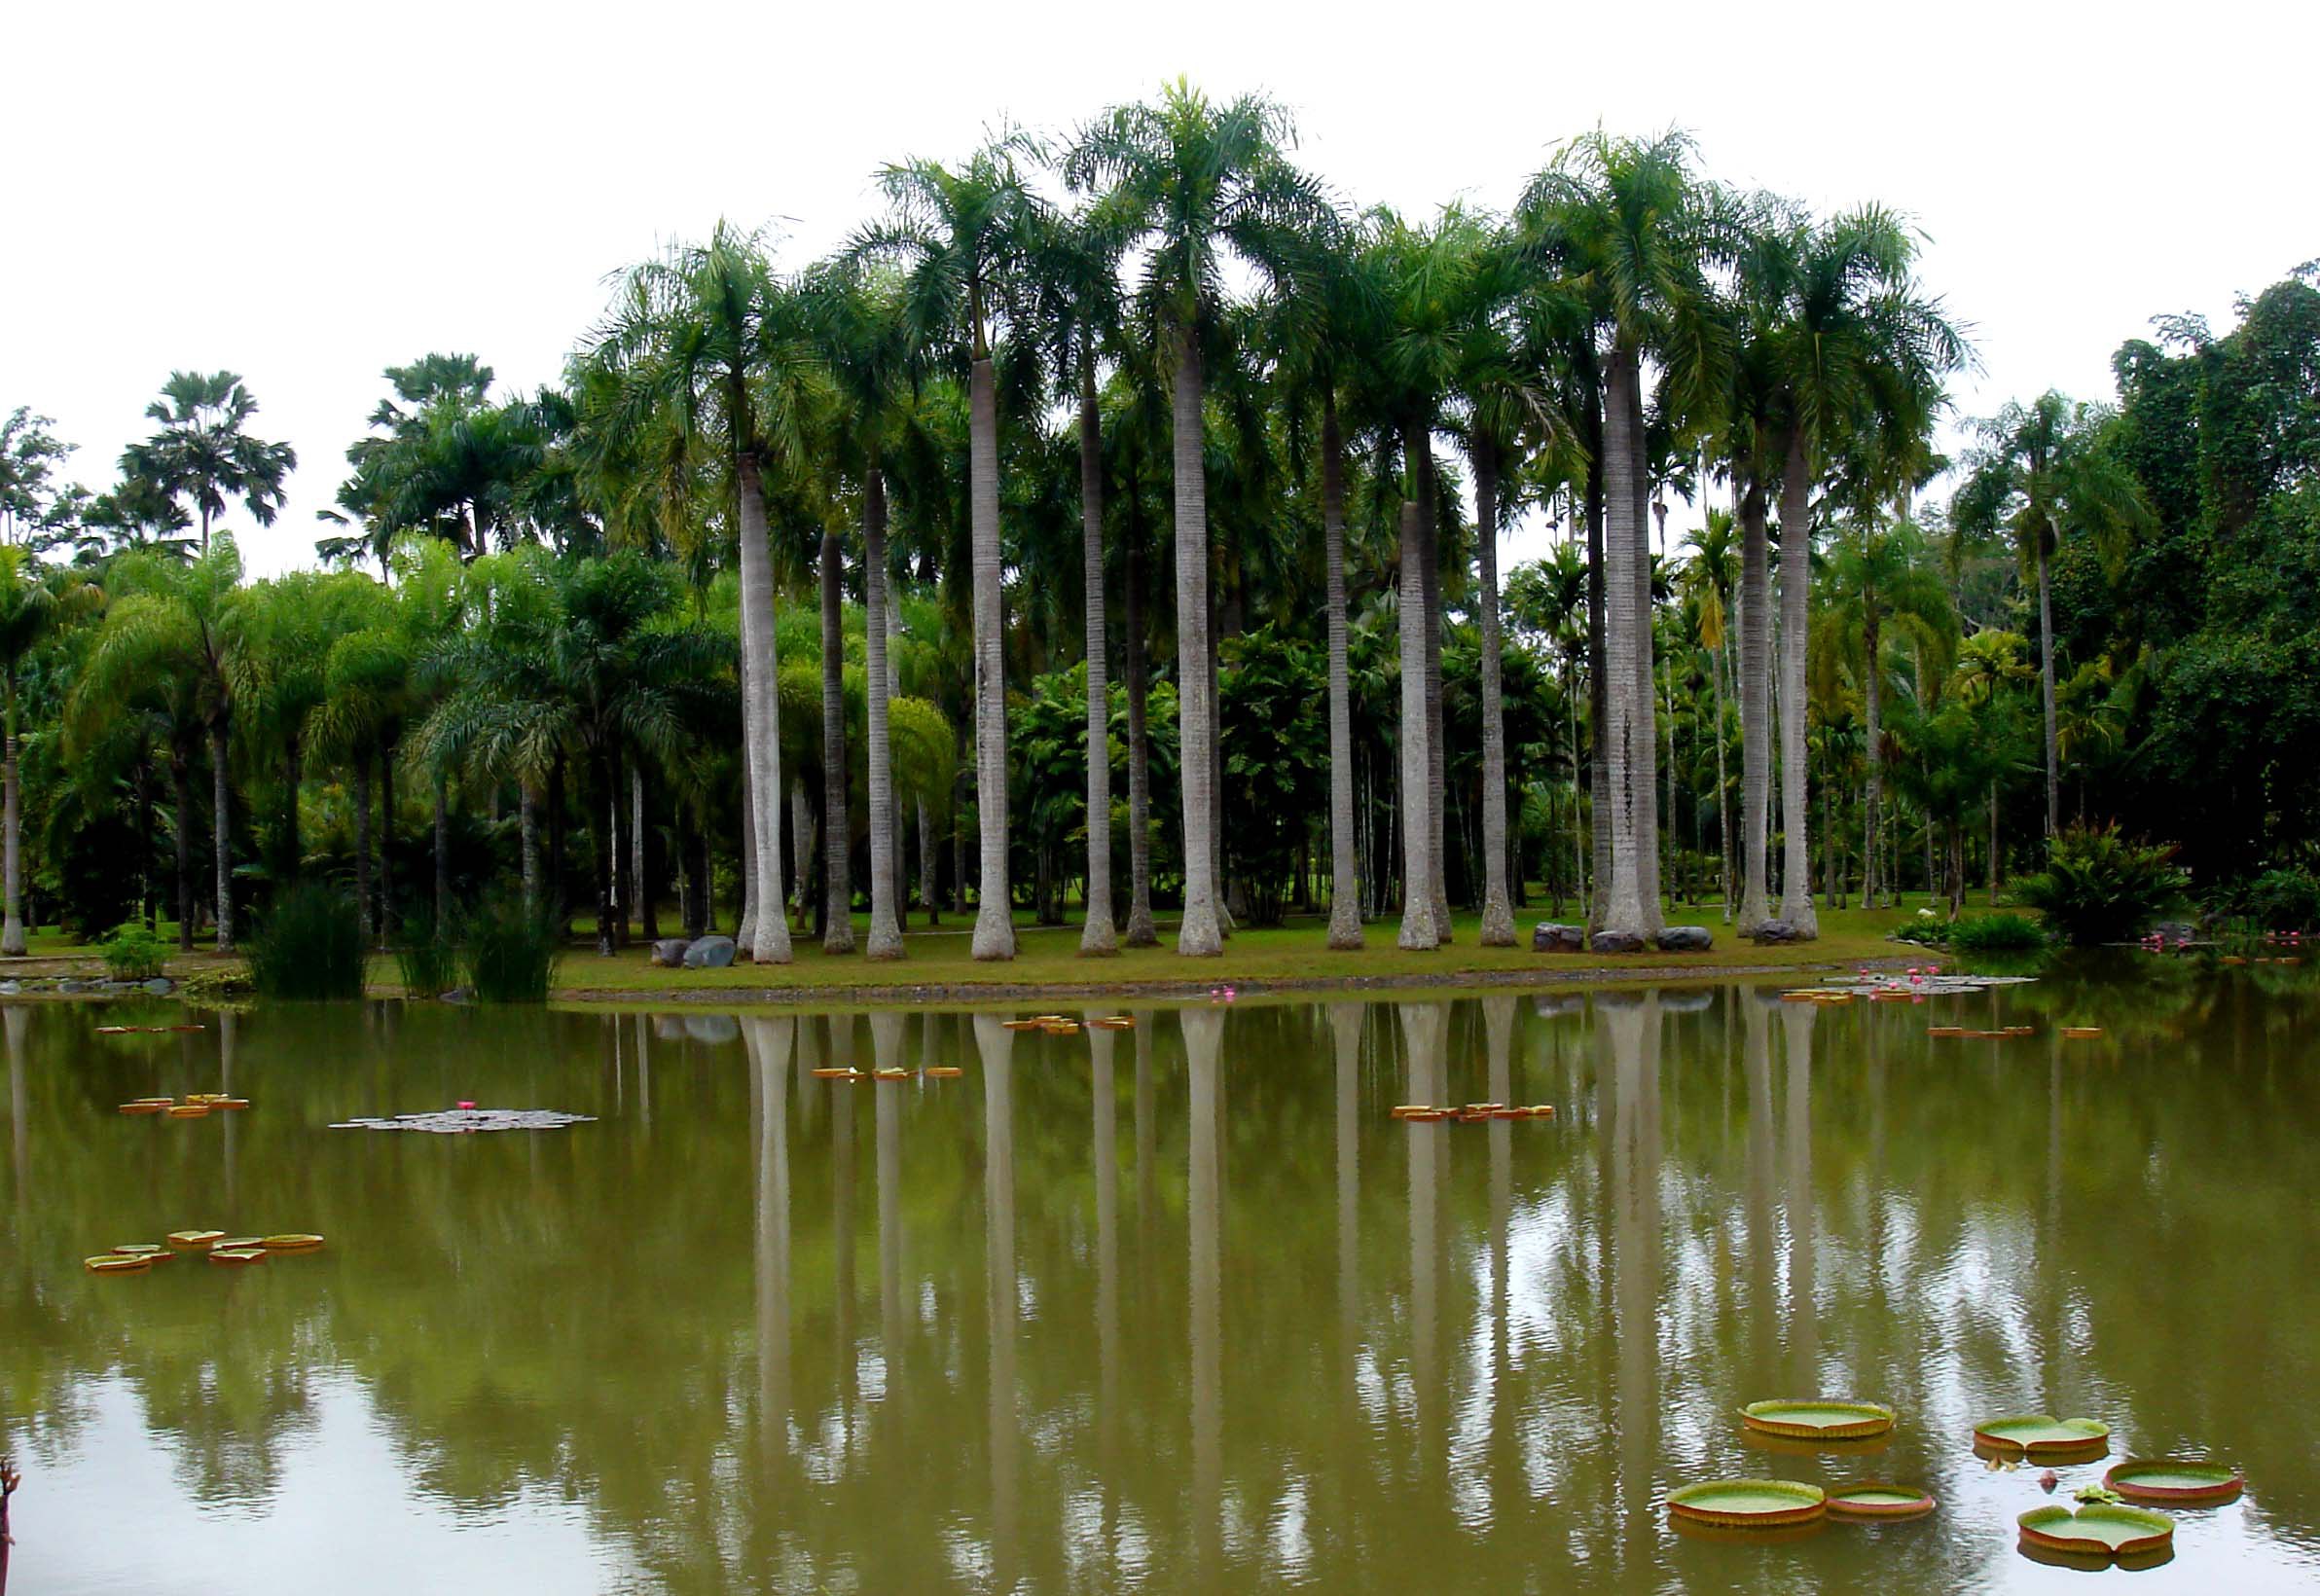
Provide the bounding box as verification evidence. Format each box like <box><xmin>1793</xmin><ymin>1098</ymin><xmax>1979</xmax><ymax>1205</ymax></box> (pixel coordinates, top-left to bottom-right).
<box><xmin>4</xmin><ymin>86</ymin><xmax>2314</xmax><ymax>961</ymax></box>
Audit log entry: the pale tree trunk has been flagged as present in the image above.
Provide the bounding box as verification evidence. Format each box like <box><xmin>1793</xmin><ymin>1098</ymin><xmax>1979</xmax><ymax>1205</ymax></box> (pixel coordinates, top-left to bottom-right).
<box><xmin>863</xmin><ymin>468</ymin><xmax>904</xmax><ymax>960</ymax></box>
<box><xmin>210</xmin><ymin>718</ymin><xmax>234</xmax><ymax>953</ymax></box>
<box><xmin>1414</xmin><ymin>439</ymin><xmax>1452</xmax><ymax>942</ymax></box>
<box><xmin>1076</xmin><ymin>361</ymin><xmax>1116</xmax><ymax>955</ymax></box>
<box><xmin>1122</xmin><ymin>510</ymin><xmax>1157</xmax><ymax>946</ymax></box>
<box><xmin>1170</xmin><ymin>323</ymin><xmax>1222</xmax><ymax>956</ymax></box>
<box><xmin>1711</xmin><ymin>624</ymin><xmax>1732</xmax><ymax>921</ymax></box>
<box><xmin>1776</xmin><ymin>427</ymin><xmax>1819</xmax><ymax>936</ymax></box>
<box><xmin>1323</xmin><ymin>393</ymin><xmax>1363</xmax><ymax>949</ymax></box>
<box><xmin>1594</xmin><ymin>346</ymin><xmax>1647</xmax><ymax>939</ymax></box>
<box><xmin>2</xmin><ymin>691</ymin><xmax>23</xmax><ymax>957</ymax></box>
<box><xmin>968</xmin><ymin>350</ymin><xmax>1015</xmax><ymax>959</ymax></box>
<box><xmin>1584</xmin><ymin>431</ymin><xmax>1612</xmax><ymax>927</ymax></box>
<box><xmin>1624</xmin><ymin>365</ymin><xmax>1664</xmax><ymax>935</ymax></box>
<box><xmin>2037</xmin><ymin>518</ymin><xmax>2060</xmax><ymax>839</ymax></box>
<box><xmin>1471</xmin><ymin>436</ymin><xmax>1515</xmax><ymax>945</ymax></box>
<box><xmin>736</xmin><ymin>455</ymin><xmax>792</xmax><ymax>962</ymax></box>
<box><xmin>1738</xmin><ymin>476</ymin><xmax>1775</xmax><ymax>928</ymax></box>
<box><xmin>1396</xmin><ymin>501</ymin><xmax>1439</xmax><ymax>950</ymax></box>
<box><xmin>738</xmin><ymin>745</ymin><xmax>757</xmax><ymax>951</ymax></box>
<box><xmin>818</xmin><ymin>525</ymin><xmax>854</xmax><ymax>954</ymax></box>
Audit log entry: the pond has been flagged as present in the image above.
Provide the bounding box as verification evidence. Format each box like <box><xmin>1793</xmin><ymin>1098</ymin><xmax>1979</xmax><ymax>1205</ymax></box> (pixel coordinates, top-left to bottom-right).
<box><xmin>4</xmin><ymin>961</ymin><xmax>2317</xmax><ymax>1592</ymax></box>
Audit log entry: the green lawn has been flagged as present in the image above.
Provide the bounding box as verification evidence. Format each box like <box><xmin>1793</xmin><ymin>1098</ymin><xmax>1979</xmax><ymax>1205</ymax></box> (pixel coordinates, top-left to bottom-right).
<box><xmin>18</xmin><ymin>897</ymin><xmax>1953</xmax><ymax>1004</ymax></box>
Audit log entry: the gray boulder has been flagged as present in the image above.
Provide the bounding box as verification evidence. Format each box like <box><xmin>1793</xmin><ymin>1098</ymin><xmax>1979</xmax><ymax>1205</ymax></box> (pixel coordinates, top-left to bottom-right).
<box><xmin>1655</xmin><ymin>925</ymin><xmax>1714</xmax><ymax>953</ymax></box>
<box><xmin>1532</xmin><ymin>923</ymin><xmax>1587</xmax><ymax>954</ymax></box>
<box><xmin>1589</xmin><ymin>929</ymin><xmax>1649</xmax><ymax>955</ymax></box>
<box><xmin>682</xmin><ymin>934</ymin><xmax>736</xmax><ymax>969</ymax></box>
<box><xmin>142</xmin><ymin>977</ymin><xmax>174</xmax><ymax>996</ymax></box>
<box><xmin>650</xmin><ymin>938</ymin><xmax>693</xmax><ymax>968</ymax></box>
<box><xmin>1748</xmin><ymin>920</ymin><xmax>1802</xmax><ymax>944</ymax></box>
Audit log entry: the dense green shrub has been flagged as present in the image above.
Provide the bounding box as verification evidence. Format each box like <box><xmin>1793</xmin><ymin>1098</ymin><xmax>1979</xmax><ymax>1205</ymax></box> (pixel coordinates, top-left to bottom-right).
<box><xmin>1946</xmin><ymin>912</ymin><xmax>2049</xmax><ymax>954</ymax></box>
<box><xmin>1890</xmin><ymin>916</ymin><xmax>1949</xmax><ymax>948</ymax></box>
<box><xmin>244</xmin><ymin>884</ymin><xmax>367</xmax><ymax>998</ymax></box>
<box><xmin>462</xmin><ymin>892</ymin><xmax>561</xmax><ymax>1002</ymax></box>
<box><xmin>2014</xmin><ymin>823</ymin><xmax>2191</xmax><ymax>946</ymax></box>
<box><xmin>98</xmin><ymin>922</ymin><xmax>169</xmax><ymax>980</ymax></box>
<box><xmin>394</xmin><ymin>917</ymin><xmax>459</xmax><ymax>998</ymax></box>
<box><xmin>2242</xmin><ymin>866</ymin><xmax>2320</xmax><ymax>932</ymax></box>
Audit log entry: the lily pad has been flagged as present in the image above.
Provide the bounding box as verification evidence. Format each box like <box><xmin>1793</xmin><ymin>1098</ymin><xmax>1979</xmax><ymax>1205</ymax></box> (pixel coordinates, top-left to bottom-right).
<box><xmin>2105</xmin><ymin>1460</ymin><xmax>2244</xmax><ymax>1505</ymax></box>
<box><xmin>1827</xmin><ymin>1482</ymin><xmax>1937</xmax><ymax>1520</ymax></box>
<box><xmin>1666</xmin><ymin>1479</ymin><xmax>1827</xmax><ymax>1528</ymax></box>
<box><xmin>1742</xmin><ymin>1399</ymin><xmax>1896</xmax><ymax>1440</ymax></box>
<box><xmin>85</xmin><ymin>1254</ymin><xmax>150</xmax><ymax>1273</ymax></box>
<box><xmin>208</xmin><ymin>1248</ymin><xmax>269</xmax><ymax>1266</ymax></box>
<box><xmin>1974</xmin><ymin>1414</ymin><xmax>2111</xmax><ymax>1457</ymax></box>
<box><xmin>259</xmin><ymin>1234</ymin><xmax>324</xmax><ymax>1251</ymax></box>
<box><xmin>2016</xmin><ymin>1504</ymin><xmax>2174</xmax><ymax>1559</ymax></box>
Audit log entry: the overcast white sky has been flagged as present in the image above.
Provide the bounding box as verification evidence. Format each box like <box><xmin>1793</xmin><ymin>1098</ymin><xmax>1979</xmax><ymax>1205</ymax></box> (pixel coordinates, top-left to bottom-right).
<box><xmin>8</xmin><ymin>0</ymin><xmax>2312</xmax><ymax>575</ymax></box>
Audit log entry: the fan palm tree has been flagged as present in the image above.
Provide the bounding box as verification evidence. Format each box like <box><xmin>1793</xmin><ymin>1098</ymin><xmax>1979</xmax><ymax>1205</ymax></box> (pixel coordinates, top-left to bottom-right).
<box><xmin>1066</xmin><ymin>80</ymin><xmax>1329</xmax><ymax>956</ymax></box>
<box><xmin>120</xmin><ymin>372</ymin><xmax>296</xmax><ymax>556</ymax></box>
<box><xmin>0</xmin><ymin>551</ymin><xmax>100</xmax><ymax>953</ymax></box>
<box><xmin>859</xmin><ymin>141</ymin><xmax>1041</xmax><ymax>961</ymax></box>
<box><xmin>1951</xmin><ymin>392</ymin><xmax>2148</xmax><ymax>837</ymax></box>
<box><xmin>590</xmin><ymin>224</ymin><xmax>821</xmax><ymax>963</ymax></box>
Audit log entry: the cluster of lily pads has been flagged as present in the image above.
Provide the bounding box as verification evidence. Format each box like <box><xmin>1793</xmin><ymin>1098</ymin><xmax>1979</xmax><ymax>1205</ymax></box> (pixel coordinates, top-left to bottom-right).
<box><xmin>1668</xmin><ymin>1402</ymin><xmax>2242</xmax><ymax>1568</ymax></box>
<box><xmin>1387</xmin><ymin>1102</ymin><xmax>1556</xmax><ymax>1123</ymax></box>
<box><xmin>85</xmin><ymin>1230</ymin><xmax>324</xmax><ymax>1273</ymax></box>
<box><xmin>810</xmin><ymin>1066</ymin><xmax>964</xmax><ymax>1082</ymax></box>
<box><xmin>999</xmin><ymin>1013</ymin><xmax>1137</xmax><ymax>1035</ymax></box>
<box><xmin>117</xmin><ymin>1092</ymin><xmax>250</xmax><ymax>1117</ymax></box>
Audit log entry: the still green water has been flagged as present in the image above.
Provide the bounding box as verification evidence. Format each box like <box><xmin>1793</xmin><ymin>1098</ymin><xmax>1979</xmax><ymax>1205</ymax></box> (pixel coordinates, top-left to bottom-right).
<box><xmin>4</xmin><ymin>961</ymin><xmax>2316</xmax><ymax>1593</ymax></box>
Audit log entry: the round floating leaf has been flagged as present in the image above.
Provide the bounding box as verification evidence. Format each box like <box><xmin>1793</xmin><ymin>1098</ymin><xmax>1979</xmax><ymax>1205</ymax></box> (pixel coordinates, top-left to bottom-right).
<box><xmin>2105</xmin><ymin>1460</ymin><xmax>2243</xmax><ymax>1505</ymax></box>
<box><xmin>1974</xmin><ymin>1415</ymin><xmax>2111</xmax><ymax>1457</ymax></box>
<box><xmin>85</xmin><ymin>1254</ymin><xmax>150</xmax><ymax>1273</ymax></box>
<box><xmin>1827</xmin><ymin>1482</ymin><xmax>1937</xmax><ymax>1520</ymax></box>
<box><xmin>1742</xmin><ymin>1399</ymin><xmax>1897</xmax><ymax>1440</ymax></box>
<box><xmin>2016</xmin><ymin>1504</ymin><xmax>2173</xmax><ymax>1559</ymax></box>
<box><xmin>1666</xmin><ymin>1479</ymin><xmax>1828</xmax><ymax>1528</ymax></box>
<box><xmin>208</xmin><ymin>1248</ymin><xmax>269</xmax><ymax>1266</ymax></box>
<box><xmin>258</xmin><ymin>1234</ymin><xmax>324</xmax><ymax>1251</ymax></box>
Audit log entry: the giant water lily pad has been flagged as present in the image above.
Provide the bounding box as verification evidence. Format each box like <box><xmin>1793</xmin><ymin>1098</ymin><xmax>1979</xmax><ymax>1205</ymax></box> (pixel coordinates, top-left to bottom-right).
<box><xmin>2105</xmin><ymin>1460</ymin><xmax>2243</xmax><ymax>1505</ymax></box>
<box><xmin>1742</xmin><ymin>1399</ymin><xmax>1896</xmax><ymax>1440</ymax></box>
<box><xmin>2016</xmin><ymin>1504</ymin><xmax>2173</xmax><ymax>1559</ymax></box>
<box><xmin>1666</xmin><ymin>1479</ymin><xmax>1827</xmax><ymax>1528</ymax></box>
<box><xmin>1827</xmin><ymin>1482</ymin><xmax>1937</xmax><ymax>1520</ymax></box>
<box><xmin>1975</xmin><ymin>1414</ymin><xmax>2111</xmax><ymax>1457</ymax></box>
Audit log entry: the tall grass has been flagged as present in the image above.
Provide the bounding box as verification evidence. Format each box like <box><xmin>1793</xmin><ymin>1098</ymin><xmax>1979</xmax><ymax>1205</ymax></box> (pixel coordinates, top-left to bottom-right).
<box><xmin>245</xmin><ymin>883</ymin><xmax>367</xmax><ymax>999</ymax></box>
<box><xmin>394</xmin><ymin>916</ymin><xmax>460</xmax><ymax>998</ymax></box>
<box><xmin>462</xmin><ymin>891</ymin><xmax>562</xmax><ymax>1002</ymax></box>
<box><xmin>1946</xmin><ymin>912</ymin><xmax>2048</xmax><ymax>954</ymax></box>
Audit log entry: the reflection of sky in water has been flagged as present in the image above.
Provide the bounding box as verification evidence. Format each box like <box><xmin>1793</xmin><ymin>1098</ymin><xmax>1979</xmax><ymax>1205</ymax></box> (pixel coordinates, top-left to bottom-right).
<box><xmin>25</xmin><ymin>1375</ymin><xmax>609</xmax><ymax>1594</ymax></box>
<box><xmin>5</xmin><ymin>978</ymin><xmax>2318</xmax><ymax>1593</ymax></box>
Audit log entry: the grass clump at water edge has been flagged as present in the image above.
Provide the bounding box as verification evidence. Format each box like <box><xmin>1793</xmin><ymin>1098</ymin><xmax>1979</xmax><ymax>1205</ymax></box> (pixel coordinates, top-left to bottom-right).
<box><xmin>462</xmin><ymin>892</ymin><xmax>562</xmax><ymax>1002</ymax></box>
<box><xmin>245</xmin><ymin>883</ymin><xmax>368</xmax><ymax>999</ymax></box>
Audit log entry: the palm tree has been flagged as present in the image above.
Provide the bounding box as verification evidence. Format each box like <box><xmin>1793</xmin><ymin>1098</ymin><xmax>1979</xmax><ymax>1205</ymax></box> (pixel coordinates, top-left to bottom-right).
<box><xmin>1521</xmin><ymin>132</ymin><xmax>1724</xmax><ymax>942</ymax></box>
<box><xmin>590</xmin><ymin>224</ymin><xmax>818</xmax><ymax>963</ymax></box>
<box><xmin>861</xmin><ymin>141</ymin><xmax>1041</xmax><ymax>961</ymax></box>
<box><xmin>71</xmin><ymin>543</ymin><xmax>254</xmax><ymax>950</ymax></box>
<box><xmin>1762</xmin><ymin>204</ymin><xmax>1968</xmax><ymax>934</ymax></box>
<box><xmin>0</xmin><ymin>551</ymin><xmax>99</xmax><ymax>953</ymax></box>
<box><xmin>1952</xmin><ymin>392</ymin><xmax>2148</xmax><ymax>837</ymax></box>
<box><xmin>1032</xmin><ymin>206</ymin><xmax>1131</xmax><ymax>956</ymax></box>
<box><xmin>120</xmin><ymin>372</ymin><xmax>296</xmax><ymax>555</ymax></box>
<box><xmin>1067</xmin><ymin>80</ymin><xmax>1328</xmax><ymax>956</ymax></box>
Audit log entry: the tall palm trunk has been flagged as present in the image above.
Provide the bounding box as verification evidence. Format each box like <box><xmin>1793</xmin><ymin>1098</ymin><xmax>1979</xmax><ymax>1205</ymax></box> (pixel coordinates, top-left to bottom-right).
<box><xmin>1711</xmin><ymin>623</ymin><xmax>1732</xmax><ymax>921</ymax></box>
<box><xmin>1472</xmin><ymin>437</ymin><xmax>1514</xmax><ymax>946</ymax></box>
<box><xmin>1121</xmin><ymin>505</ymin><xmax>1156</xmax><ymax>946</ymax></box>
<box><xmin>1076</xmin><ymin>361</ymin><xmax>1116</xmax><ymax>955</ymax></box>
<box><xmin>863</xmin><ymin>468</ymin><xmax>903</xmax><ymax>960</ymax></box>
<box><xmin>1862</xmin><ymin>608</ymin><xmax>1882</xmax><ymax>908</ymax></box>
<box><xmin>968</xmin><ymin>348</ymin><xmax>1015</xmax><ymax>960</ymax></box>
<box><xmin>592</xmin><ymin>749</ymin><xmax>616</xmax><ymax>956</ymax></box>
<box><xmin>1415</xmin><ymin>440</ymin><xmax>1452</xmax><ymax>942</ymax></box>
<box><xmin>738</xmin><ymin>746</ymin><xmax>757</xmax><ymax>950</ymax></box>
<box><xmin>1323</xmin><ymin>394</ymin><xmax>1362</xmax><ymax>949</ymax></box>
<box><xmin>1737</xmin><ymin>473</ymin><xmax>1773</xmax><ymax>928</ymax></box>
<box><xmin>209</xmin><ymin>717</ymin><xmax>234</xmax><ymax>953</ymax></box>
<box><xmin>918</xmin><ymin>798</ymin><xmax>938</xmax><ymax>925</ymax></box>
<box><xmin>1776</xmin><ymin>428</ymin><xmax>1819</xmax><ymax>936</ymax></box>
<box><xmin>634</xmin><ymin>766</ymin><xmax>657</xmax><ymax>942</ymax></box>
<box><xmin>735</xmin><ymin>455</ymin><xmax>792</xmax><ymax>963</ymax></box>
<box><xmin>1594</xmin><ymin>345</ymin><xmax>1647</xmax><ymax>940</ymax></box>
<box><xmin>520</xmin><ymin>781</ymin><xmax>539</xmax><ymax>911</ymax></box>
<box><xmin>1624</xmin><ymin>373</ymin><xmax>1665</xmax><ymax>937</ymax></box>
<box><xmin>353</xmin><ymin>753</ymin><xmax>374</xmax><ymax>943</ymax></box>
<box><xmin>171</xmin><ymin>749</ymin><xmax>194</xmax><ymax>951</ymax></box>
<box><xmin>1170</xmin><ymin>323</ymin><xmax>1222</xmax><ymax>957</ymax></box>
<box><xmin>818</xmin><ymin>525</ymin><xmax>854</xmax><ymax>954</ymax></box>
<box><xmin>1</xmin><ymin>687</ymin><xmax>22</xmax><ymax>957</ymax></box>
<box><xmin>2036</xmin><ymin>517</ymin><xmax>2060</xmax><ymax>839</ymax></box>
<box><xmin>1396</xmin><ymin>501</ymin><xmax>1439</xmax><ymax>950</ymax></box>
<box><xmin>1582</xmin><ymin>401</ymin><xmax>1612</xmax><ymax>927</ymax></box>
<box><xmin>791</xmin><ymin>778</ymin><xmax>815</xmax><ymax>928</ymax></box>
